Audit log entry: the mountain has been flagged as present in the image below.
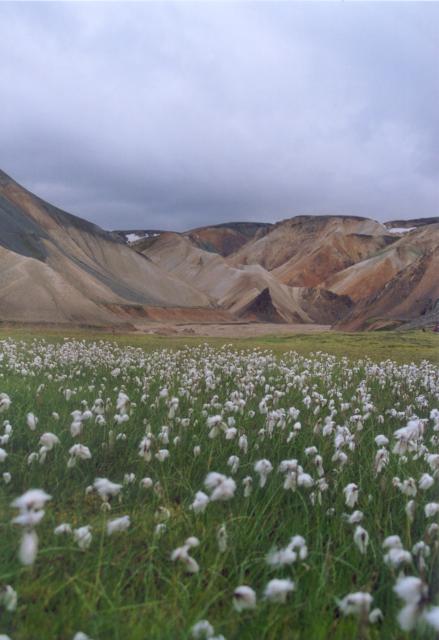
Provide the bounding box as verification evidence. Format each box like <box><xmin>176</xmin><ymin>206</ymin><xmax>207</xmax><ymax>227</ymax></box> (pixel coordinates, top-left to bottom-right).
<box><xmin>184</xmin><ymin>221</ymin><xmax>272</xmax><ymax>256</ymax></box>
<box><xmin>1</xmin><ymin>168</ymin><xmax>438</xmax><ymax>331</ymax></box>
<box><xmin>329</xmin><ymin>224</ymin><xmax>439</xmax><ymax>330</ymax></box>
<box><xmin>114</xmin><ymin>221</ymin><xmax>272</xmax><ymax>256</ymax></box>
<box><xmin>226</xmin><ymin>215</ymin><xmax>397</xmax><ymax>286</ymax></box>
<box><xmin>139</xmin><ymin>231</ymin><xmax>352</xmax><ymax>323</ymax></box>
<box><xmin>384</xmin><ymin>217</ymin><xmax>439</xmax><ymax>230</ymax></box>
<box><xmin>0</xmin><ymin>169</ymin><xmax>211</xmax><ymax>326</ymax></box>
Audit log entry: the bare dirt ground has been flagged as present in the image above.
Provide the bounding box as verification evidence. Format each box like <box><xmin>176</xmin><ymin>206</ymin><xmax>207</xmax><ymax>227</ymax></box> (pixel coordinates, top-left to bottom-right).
<box><xmin>137</xmin><ymin>322</ymin><xmax>331</xmax><ymax>337</ymax></box>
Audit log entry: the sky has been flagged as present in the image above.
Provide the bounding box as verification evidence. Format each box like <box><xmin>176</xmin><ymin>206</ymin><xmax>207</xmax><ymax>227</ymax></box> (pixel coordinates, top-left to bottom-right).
<box><xmin>0</xmin><ymin>2</ymin><xmax>438</xmax><ymax>231</ymax></box>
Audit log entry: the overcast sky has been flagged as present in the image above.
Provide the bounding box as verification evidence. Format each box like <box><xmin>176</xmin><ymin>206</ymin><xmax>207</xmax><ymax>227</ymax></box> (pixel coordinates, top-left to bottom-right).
<box><xmin>0</xmin><ymin>2</ymin><xmax>438</xmax><ymax>230</ymax></box>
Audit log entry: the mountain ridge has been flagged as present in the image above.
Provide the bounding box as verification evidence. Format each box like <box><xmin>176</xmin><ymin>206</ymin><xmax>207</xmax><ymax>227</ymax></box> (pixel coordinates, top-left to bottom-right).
<box><xmin>1</xmin><ymin>168</ymin><xmax>438</xmax><ymax>331</ymax></box>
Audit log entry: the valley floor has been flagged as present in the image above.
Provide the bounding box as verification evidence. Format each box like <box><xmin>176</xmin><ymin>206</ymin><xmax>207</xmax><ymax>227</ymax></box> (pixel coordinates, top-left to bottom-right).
<box><xmin>138</xmin><ymin>321</ymin><xmax>331</xmax><ymax>338</ymax></box>
<box><xmin>0</xmin><ymin>325</ymin><xmax>437</xmax><ymax>364</ymax></box>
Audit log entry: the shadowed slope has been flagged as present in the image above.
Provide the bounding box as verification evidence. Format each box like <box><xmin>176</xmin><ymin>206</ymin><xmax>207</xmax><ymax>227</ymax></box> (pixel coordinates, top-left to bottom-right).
<box><xmin>0</xmin><ymin>170</ymin><xmax>211</xmax><ymax>325</ymax></box>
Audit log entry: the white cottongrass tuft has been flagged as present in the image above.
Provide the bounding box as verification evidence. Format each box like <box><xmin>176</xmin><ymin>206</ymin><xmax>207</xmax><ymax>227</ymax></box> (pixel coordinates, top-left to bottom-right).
<box><xmin>264</xmin><ymin>578</ymin><xmax>295</xmax><ymax>603</ymax></box>
<box><xmin>233</xmin><ymin>585</ymin><xmax>257</xmax><ymax>612</ymax></box>
<box><xmin>107</xmin><ymin>515</ymin><xmax>131</xmax><ymax>535</ymax></box>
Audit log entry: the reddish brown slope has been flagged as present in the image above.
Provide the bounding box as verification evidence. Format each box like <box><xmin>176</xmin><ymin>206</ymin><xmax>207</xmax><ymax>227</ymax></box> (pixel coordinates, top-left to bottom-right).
<box><xmin>140</xmin><ymin>231</ymin><xmax>352</xmax><ymax>324</ymax></box>
<box><xmin>228</xmin><ymin>215</ymin><xmax>396</xmax><ymax>286</ymax></box>
<box><xmin>332</xmin><ymin>224</ymin><xmax>439</xmax><ymax>329</ymax></box>
<box><xmin>185</xmin><ymin>222</ymin><xmax>272</xmax><ymax>256</ymax></box>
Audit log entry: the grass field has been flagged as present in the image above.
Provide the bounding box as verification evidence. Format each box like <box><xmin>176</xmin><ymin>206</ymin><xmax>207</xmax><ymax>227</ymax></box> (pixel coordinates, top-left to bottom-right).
<box><xmin>0</xmin><ymin>332</ymin><xmax>438</xmax><ymax>639</ymax></box>
<box><xmin>0</xmin><ymin>327</ymin><xmax>438</xmax><ymax>363</ymax></box>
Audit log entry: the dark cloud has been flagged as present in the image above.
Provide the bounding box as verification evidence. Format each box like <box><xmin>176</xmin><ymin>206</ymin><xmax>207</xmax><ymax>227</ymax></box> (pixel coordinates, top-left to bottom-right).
<box><xmin>0</xmin><ymin>2</ymin><xmax>438</xmax><ymax>230</ymax></box>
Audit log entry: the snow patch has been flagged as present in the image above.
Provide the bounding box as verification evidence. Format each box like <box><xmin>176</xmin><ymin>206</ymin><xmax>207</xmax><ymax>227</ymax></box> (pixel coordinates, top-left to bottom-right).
<box><xmin>125</xmin><ymin>232</ymin><xmax>160</xmax><ymax>244</ymax></box>
<box><xmin>388</xmin><ymin>227</ymin><xmax>416</xmax><ymax>234</ymax></box>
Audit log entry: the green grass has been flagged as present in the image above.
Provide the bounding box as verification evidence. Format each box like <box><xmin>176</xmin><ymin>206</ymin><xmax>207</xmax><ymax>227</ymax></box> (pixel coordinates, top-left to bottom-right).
<box><xmin>0</xmin><ymin>326</ymin><xmax>438</xmax><ymax>363</ymax></box>
<box><xmin>0</xmin><ymin>337</ymin><xmax>437</xmax><ymax>639</ymax></box>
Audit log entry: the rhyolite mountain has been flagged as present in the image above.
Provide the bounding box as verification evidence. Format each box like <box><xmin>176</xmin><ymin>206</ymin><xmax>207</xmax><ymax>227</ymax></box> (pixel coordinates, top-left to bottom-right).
<box><xmin>1</xmin><ymin>168</ymin><xmax>437</xmax><ymax>330</ymax></box>
<box><xmin>0</xmin><ymin>169</ymin><xmax>212</xmax><ymax>326</ymax></box>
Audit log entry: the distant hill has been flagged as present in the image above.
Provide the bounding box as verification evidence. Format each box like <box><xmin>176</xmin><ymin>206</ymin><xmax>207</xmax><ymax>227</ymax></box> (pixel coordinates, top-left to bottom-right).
<box><xmin>2</xmin><ymin>168</ymin><xmax>438</xmax><ymax>330</ymax></box>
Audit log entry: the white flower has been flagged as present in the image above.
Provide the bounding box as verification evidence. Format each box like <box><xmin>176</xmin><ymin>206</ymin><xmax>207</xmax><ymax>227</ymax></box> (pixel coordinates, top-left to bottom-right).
<box><xmin>204</xmin><ymin>473</ymin><xmax>236</xmax><ymax>502</ymax></box>
<box><xmin>424</xmin><ymin>607</ymin><xmax>439</xmax><ymax>631</ymax></box>
<box><xmin>0</xmin><ymin>585</ymin><xmax>17</xmax><ymax>612</ymax></box>
<box><xmin>74</xmin><ymin>526</ymin><xmax>92</xmax><ymax>550</ymax></box>
<box><xmin>397</xmin><ymin>604</ymin><xmax>421</xmax><ymax>631</ymax></box>
<box><xmin>242</xmin><ymin>476</ymin><xmax>253</xmax><ymax>497</ymax></box>
<box><xmin>298</xmin><ymin>472</ymin><xmax>314</xmax><ymax>488</ymax></box>
<box><xmin>11</xmin><ymin>488</ymin><xmax>51</xmax><ymax>512</ymax></box>
<box><xmin>68</xmin><ymin>444</ymin><xmax>91</xmax><ymax>467</ymax></box>
<box><xmin>353</xmin><ymin>526</ymin><xmax>369</xmax><ymax>554</ymax></box>
<box><xmin>155</xmin><ymin>449</ymin><xmax>169</xmax><ymax>462</ymax></box>
<box><xmin>393</xmin><ymin>576</ymin><xmax>426</xmax><ymax>604</ymax></box>
<box><xmin>73</xmin><ymin>633</ymin><xmax>93</xmax><ymax>640</ymax></box>
<box><xmin>26</xmin><ymin>412</ymin><xmax>38</xmax><ymax>431</ymax></box>
<box><xmin>217</xmin><ymin>524</ymin><xmax>227</xmax><ymax>553</ymax></box>
<box><xmin>369</xmin><ymin>608</ymin><xmax>383</xmax><ymax>624</ymax></box>
<box><xmin>374</xmin><ymin>448</ymin><xmax>389</xmax><ymax>474</ymax></box>
<box><xmin>204</xmin><ymin>472</ymin><xmax>226</xmax><ymax>491</ymax></box>
<box><xmin>19</xmin><ymin>530</ymin><xmax>39</xmax><ymax>565</ymax></box>
<box><xmin>227</xmin><ymin>455</ymin><xmax>240</xmax><ymax>474</ymax></box>
<box><xmin>238</xmin><ymin>435</ymin><xmax>248</xmax><ymax>453</ymax></box>
<box><xmin>211</xmin><ymin>477</ymin><xmax>236</xmax><ymax>501</ymax></box>
<box><xmin>384</xmin><ymin>548</ymin><xmax>412</xmax><ymax>568</ymax></box>
<box><xmin>190</xmin><ymin>491</ymin><xmax>209</xmax><ymax>514</ymax></box>
<box><xmin>344</xmin><ymin>510</ymin><xmax>364</xmax><ymax>525</ymax></box>
<box><xmin>171</xmin><ymin>538</ymin><xmax>200</xmax><ymax>574</ymax></box>
<box><xmin>54</xmin><ymin>523</ymin><xmax>72</xmax><ymax>536</ymax></box>
<box><xmin>93</xmin><ymin>478</ymin><xmax>123</xmax><ymax>500</ymax></box>
<box><xmin>191</xmin><ymin>620</ymin><xmax>214</xmax><ymax>639</ymax></box>
<box><xmin>116</xmin><ymin>391</ymin><xmax>130</xmax><ymax>412</ymax></box>
<box><xmin>0</xmin><ymin>448</ymin><xmax>7</xmax><ymax>462</ymax></box>
<box><xmin>264</xmin><ymin>578</ymin><xmax>295</xmax><ymax>603</ymax></box>
<box><xmin>343</xmin><ymin>483</ymin><xmax>358</xmax><ymax>508</ymax></box>
<box><xmin>266</xmin><ymin>547</ymin><xmax>297</xmax><ymax>567</ymax></box>
<box><xmin>382</xmin><ymin>535</ymin><xmax>403</xmax><ymax>549</ymax></box>
<box><xmin>207</xmin><ymin>415</ymin><xmax>224</xmax><ymax>438</ymax></box>
<box><xmin>427</xmin><ymin>454</ymin><xmax>439</xmax><ymax>471</ymax></box>
<box><xmin>254</xmin><ymin>459</ymin><xmax>273</xmax><ymax>488</ymax></box>
<box><xmin>418</xmin><ymin>473</ymin><xmax>434</xmax><ymax>491</ymax></box>
<box><xmin>233</xmin><ymin>585</ymin><xmax>256</xmax><ymax>612</ymax></box>
<box><xmin>27</xmin><ymin>452</ymin><xmax>39</xmax><ymax>465</ymax></box>
<box><xmin>338</xmin><ymin>592</ymin><xmax>373</xmax><ymax>616</ymax></box>
<box><xmin>289</xmin><ymin>535</ymin><xmax>308</xmax><ymax>559</ymax></box>
<box><xmin>140</xmin><ymin>477</ymin><xmax>153</xmax><ymax>489</ymax></box>
<box><xmin>425</xmin><ymin>502</ymin><xmax>439</xmax><ymax>518</ymax></box>
<box><xmin>3</xmin><ymin>472</ymin><xmax>11</xmax><ymax>484</ymax></box>
<box><xmin>107</xmin><ymin>515</ymin><xmax>131</xmax><ymax>535</ymax></box>
<box><xmin>0</xmin><ymin>393</ymin><xmax>11</xmax><ymax>413</ymax></box>
<box><xmin>405</xmin><ymin>500</ymin><xmax>416</xmax><ymax>522</ymax></box>
<box><xmin>13</xmin><ymin>510</ymin><xmax>45</xmax><ymax>527</ymax></box>
<box><xmin>39</xmin><ymin>432</ymin><xmax>60</xmax><ymax>450</ymax></box>
<box><xmin>138</xmin><ymin>436</ymin><xmax>152</xmax><ymax>461</ymax></box>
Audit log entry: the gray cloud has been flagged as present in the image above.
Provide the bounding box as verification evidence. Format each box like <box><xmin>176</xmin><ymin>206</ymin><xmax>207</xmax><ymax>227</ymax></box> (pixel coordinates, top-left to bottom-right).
<box><xmin>0</xmin><ymin>2</ymin><xmax>438</xmax><ymax>230</ymax></box>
